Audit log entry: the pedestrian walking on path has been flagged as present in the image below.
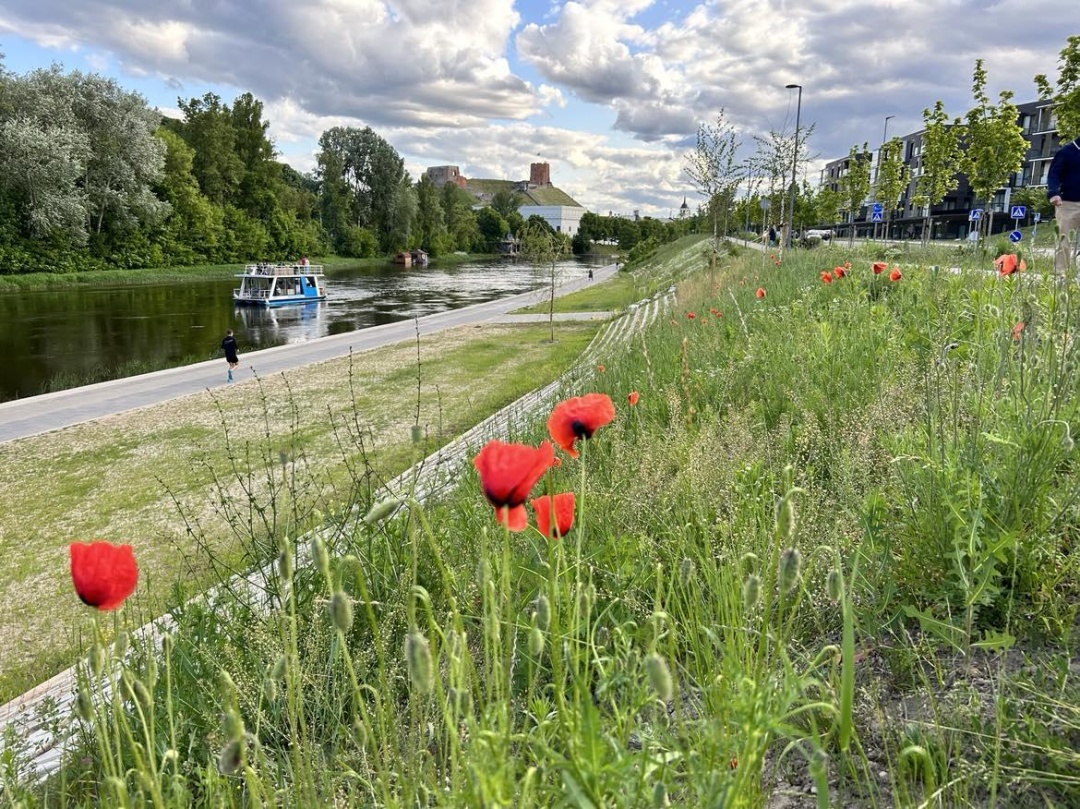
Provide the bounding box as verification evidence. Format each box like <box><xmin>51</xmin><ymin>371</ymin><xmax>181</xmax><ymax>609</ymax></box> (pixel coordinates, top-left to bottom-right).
<box><xmin>1048</xmin><ymin>134</ymin><xmax>1080</xmax><ymax>275</ymax></box>
<box><xmin>221</xmin><ymin>329</ymin><xmax>240</xmax><ymax>382</ymax></box>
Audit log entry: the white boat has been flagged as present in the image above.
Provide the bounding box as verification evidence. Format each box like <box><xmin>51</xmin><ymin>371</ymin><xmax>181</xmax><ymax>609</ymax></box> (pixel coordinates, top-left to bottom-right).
<box><xmin>233</xmin><ymin>263</ymin><xmax>327</xmax><ymax>306</ymax></box>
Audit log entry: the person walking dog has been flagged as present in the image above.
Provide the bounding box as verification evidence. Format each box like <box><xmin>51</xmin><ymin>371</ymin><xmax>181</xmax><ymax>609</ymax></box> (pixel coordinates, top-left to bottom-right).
<box><xmin>221</xmin><ymin>329</ymin><xmax>240</xmax><ymax>383</ymax></box>
<box><xmin>1047</xmin><ymin>134</ymin><xmax>1080</xmax><ymax>276</ymax></box>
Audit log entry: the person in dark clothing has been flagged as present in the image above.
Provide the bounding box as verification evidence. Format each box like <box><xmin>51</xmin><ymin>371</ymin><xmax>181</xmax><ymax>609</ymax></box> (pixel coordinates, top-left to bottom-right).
<box><xmin>221</xmin><ymin>329</ymin><xmax>240</xmax><ymax>382</ymax></box>
<box><xmin>768</xmin><ymin>225</ymin><xmax>777</xmax><ymax>246</ymax></box>
<box><xmin>1047</xmin><ymin>135</ymin><xmax>1080</xmax><ymax>275</ymax></box>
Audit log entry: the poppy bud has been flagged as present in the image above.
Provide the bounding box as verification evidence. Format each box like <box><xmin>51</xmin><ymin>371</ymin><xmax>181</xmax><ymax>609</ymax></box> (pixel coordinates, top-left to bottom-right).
<box><xmin>312</xmin><ymin>536</ymin><xmax>330</xmax><ymax>579</ymax></box>
<box><xmin>263</xmin><ymin>677</ymin><xmax>277</xmax><ymax>703</ymax></box>
<box><xmin>278</xmin><ymin>549</ymin><xmax>293</xmax><ymax>581</ymax></box>
<box><xmin>113</xmin><ymin>630</ymin><xmax>128</xmax><ymax>659</ymax></box>
<box><xmin>529</xmin><ymin>625</ymin><xmax>545</xmax><ymax>657</ymax></box>
<box><xmin>219</xmin><ymin>669</ymin><xmax>238</xmax><ymax>702</ymax></box>
<box><xmin>779</xmin><ymin>548</ymin><xmax>802</xmax><ymax>594</ymax></box>
<box><xmin>534</xmin><ymin>595</ymin><xmax>551</xmax><ymax>631</ymax></box>
<box><xmin>775</xmin><ymin>497</ymin><xmax>796</xmax><ymax>542</ymax></box>
<box><xmin>679</xmin><ymin>558</ymin><xmax>695</xmax><ymax>581</ymax></box>
<box><xmin>76</xmin><ymin>685</ymin><xmax>94</xmax><ymax>722</ymax></box>
<box><xmin>743</xmin><ymin>574</ymin><xmax>761</xmax><ymax>611</ymax></box>
<box><xmin>363</xmin><ymin>497</ymin><xmax>401</xmax><ymax>524</ymax></box>
<box><xmin>353</xmin><ymin>718</ymin><xmax>368</xmax><ymax>748</ymax></box>
<box><xmin>328</xmin><ymin>591</ymin><xmax>354</xmax><ymax>633</ymax></box>
<box><xmin>826</xmin><ymin>569</ymin><xmax>843</xmax><ymax>602</ymax></box>
<box><xmin>270</xmin><ymin>654</ymin><xmax>287</xmax><ymax>681</ymax></box>
<box><xmin>89</xmin><ymin>643</ymin><xmax>105</xmax><ymax>677</ymax></box>
<box><xmin>645</xmin><ymin>653</ymin><xmax>673</xmax><ymax>702</ymax></box>
<box><xmin>405</xmin><ymin>632</ymin><xmax>433</xmax><ymax>694</ymax></box>
<box><xmin>218</xmin><ymin>738</ymin><xmax>243</xmax><ymax>775</ymax></box>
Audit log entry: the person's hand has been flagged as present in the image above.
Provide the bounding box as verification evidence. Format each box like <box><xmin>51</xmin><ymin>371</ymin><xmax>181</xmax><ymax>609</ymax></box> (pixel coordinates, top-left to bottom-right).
<box><xmin>1050</xmin><ymin>195</ymin><xmax>1063</xmax><ymax>207</ymax></box>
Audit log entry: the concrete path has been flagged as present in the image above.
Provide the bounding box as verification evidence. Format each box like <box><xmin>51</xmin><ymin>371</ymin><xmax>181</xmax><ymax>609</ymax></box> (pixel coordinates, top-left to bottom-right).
<box><xmin>0</xmin><ymin>263</ymin><xmax>618</xmax><ymax>445</ymax></box>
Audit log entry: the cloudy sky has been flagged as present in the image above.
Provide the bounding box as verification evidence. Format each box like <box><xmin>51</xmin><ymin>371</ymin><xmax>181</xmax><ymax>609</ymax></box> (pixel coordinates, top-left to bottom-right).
<box><xmin>0</xmin><ymin>0</ymin><xmax>1071</xmax><ymax>218</ymax></box>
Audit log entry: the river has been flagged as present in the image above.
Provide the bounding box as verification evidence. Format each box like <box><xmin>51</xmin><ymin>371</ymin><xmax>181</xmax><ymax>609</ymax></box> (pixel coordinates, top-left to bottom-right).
<box><xmin>0</xmin><ymin>256</ymin><xmax>603</xmax><ymax>403</ymax></box>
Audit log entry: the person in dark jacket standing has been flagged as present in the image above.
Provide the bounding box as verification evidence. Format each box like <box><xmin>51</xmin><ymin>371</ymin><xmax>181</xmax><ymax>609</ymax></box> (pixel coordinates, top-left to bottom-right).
<box><xmin>1047</xmin><ymin>134</ymin><xmax>1080</xmax><ymax>275</ymax></box>
<box><xmin>221</xmin><ymin>329</ymin><xmax>240</xmax><ymax>382</ymax></box>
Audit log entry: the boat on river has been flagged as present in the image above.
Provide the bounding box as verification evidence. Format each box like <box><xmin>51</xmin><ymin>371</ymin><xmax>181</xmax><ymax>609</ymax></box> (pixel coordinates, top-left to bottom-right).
<box><xmin>233</xmin><ymin>262</ymin><xmax>327</xmax><ymax>306</ymax></box>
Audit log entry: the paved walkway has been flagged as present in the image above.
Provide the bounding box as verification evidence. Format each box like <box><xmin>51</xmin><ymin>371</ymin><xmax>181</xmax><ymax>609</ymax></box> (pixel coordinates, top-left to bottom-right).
<box><xmin>0</xmin><ymin>263</ymin><xmax>619</xmax><ymax>445</ymax></box>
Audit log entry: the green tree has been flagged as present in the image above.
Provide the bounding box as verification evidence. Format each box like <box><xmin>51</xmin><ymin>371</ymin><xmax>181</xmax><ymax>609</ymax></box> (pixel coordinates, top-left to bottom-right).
<box><xmin>876</xmin><ymin>137</ymin><xmax>910</xmax><ymax>240</ymax></box>
<box><xmin>684</xmin><ymin>110</ymin><xmax>742</xmax><ymax>253</ymax></box>
<box><xmin>490</xmin><ymin>188</ymin><xmax>521</xmax><ymax>218</ymax></box>
<box><xmin>415</xmin><ymin>175</ymin><xmax>448</xmax><ymax>254</ymax></box>
<box><xmin>476</xmin><ymin>207</ymin><xmax>509</xmax><ymax>250</ymax></box>
<box><xmin>176</xmin><ymin>93</ymin><xmax>244</xmax><ymax>207</ymax></box>
<box><xmin>961</xmin><ymin>60</ymin><xmax>1029</xmax><ymax>241</ymax></box>
<box><xmin>152</xmin><ymin>127</ymin><xmax>224</xmax><ymax>263</ymax></box>
<box><xmin>1036</xmin><ymin>35</ymin><xmax>1080</xmax><ymax>140</ymax></box>
<box><xmin>520</xmin><ymin>219</ymin><xmax>570</xmax><ymax>342</ymax></box>
<box><xmin>440</xmin><ymin>182</ymin><xmax>479</xmax><ymax>252</ymax></box>
<box><xmin>911</xmin><ymin>101</ymin><xmax>964</xmax><ymax>245</ymax></box>
<box><xmin>837</xmin><ymin>144</ymin><xmax>873</xmax><ymax>248</ymax></box>
<box><xmin>316</xmin><ymin>125</ymin><xmax>407</xmax><ymax>253</ymax></box>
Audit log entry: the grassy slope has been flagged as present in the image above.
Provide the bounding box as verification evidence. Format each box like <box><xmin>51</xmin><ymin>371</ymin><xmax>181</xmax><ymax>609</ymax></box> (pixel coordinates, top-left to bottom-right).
<box><xmin>10</xmin><ymin>236</ymin><xmax>1080</xmax><ymax>807</ymax></box>
<box><xmin>0</xmin><ymin>321</ymin><xmax>598</xmax><ymax>701</ymax></box>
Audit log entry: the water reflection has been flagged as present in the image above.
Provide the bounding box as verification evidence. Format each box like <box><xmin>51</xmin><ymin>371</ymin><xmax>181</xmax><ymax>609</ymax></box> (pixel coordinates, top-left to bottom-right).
<box><xmin>0</xmin><ymin>256</ymin><xmax>602</xmax><ymax>402</ymax></box>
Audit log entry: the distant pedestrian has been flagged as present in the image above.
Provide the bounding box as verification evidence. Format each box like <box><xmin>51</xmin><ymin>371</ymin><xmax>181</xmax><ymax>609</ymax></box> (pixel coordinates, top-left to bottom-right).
<box><xmin>300</xmin><ymin>255</ymin><xmax>310</xmax><ymax>268</ymax></box>
<box><xmin>221</xmin><ymin>329</ymin><xmax>239</xmax><ymax>383</ymax></box>
<box><xmin>768</xmin><ymin>224</ymin><xmax>777</xmax><ymax>246</ymax></box>
<box><xmin>1047</xmin><ymin>134</ymin><xmax>1080</xmax><ymax>276</ymax></box>
<box><xmin>588</xmin><ymin>269</ymin><xmax>594</xmax><ymax>280</ymax></box>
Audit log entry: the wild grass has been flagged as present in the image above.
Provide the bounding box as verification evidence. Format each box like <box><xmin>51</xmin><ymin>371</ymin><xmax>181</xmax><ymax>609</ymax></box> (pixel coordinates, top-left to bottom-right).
<box><xmin>4</xmin><ymin>237</ymin><xmax>1080</xmax><ymax>807</ymax></box>
<box><xmin>0</xmin><ymin>322</ymin><xmax>597</xmax><ymax>703</ymax></box>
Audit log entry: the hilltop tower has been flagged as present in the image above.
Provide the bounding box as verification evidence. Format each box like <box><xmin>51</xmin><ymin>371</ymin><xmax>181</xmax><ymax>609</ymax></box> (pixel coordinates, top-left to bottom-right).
<box><xmin>530</xmin><ymin>162</ymin><xmax>551</xmax><ymax>187</ymax></box>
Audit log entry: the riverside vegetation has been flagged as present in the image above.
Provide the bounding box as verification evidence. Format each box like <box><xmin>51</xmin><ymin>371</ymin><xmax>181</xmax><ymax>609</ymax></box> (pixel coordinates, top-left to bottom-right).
<box><xmin>2</xmin><ymin>234</ymin><xmax>1079</xmax><ymax>807</ymax></box>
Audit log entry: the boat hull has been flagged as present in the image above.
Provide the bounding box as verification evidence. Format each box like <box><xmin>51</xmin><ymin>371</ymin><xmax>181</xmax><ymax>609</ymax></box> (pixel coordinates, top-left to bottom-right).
<box><xmin>233</xmin><ymin>292</ymin><xmax>327</xmax><ymax>307</ymax></box>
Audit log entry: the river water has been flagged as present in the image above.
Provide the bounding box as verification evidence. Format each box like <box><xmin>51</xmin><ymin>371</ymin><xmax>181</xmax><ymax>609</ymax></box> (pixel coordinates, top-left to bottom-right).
<box><xmin>0</xmin><ymin>257</ymin><xmax>602</xmax><ymax>403</ymax></box>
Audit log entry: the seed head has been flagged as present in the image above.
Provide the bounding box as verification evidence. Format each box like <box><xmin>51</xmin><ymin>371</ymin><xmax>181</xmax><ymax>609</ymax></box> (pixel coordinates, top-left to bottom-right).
<box><xmin>529</xmin><ymin>625</ymin><xmax>545</xmax><ymax>657</ymax></box>
<box><xmin>405</xmin><ymin>632</ymin><xmax>433</xmax><ymax>694</ymax></box>
<box><xmin>328</xmin><ymin>591</ymin><xmax>354</xmax><ymax>633</ymax></box>
<box><xmin>742</xmin><ymin>574</ymin><xmax>761</xmax><ymax>611</ymax></box>
<box><xmin>779</xmin><ymin>548</ymin><xmax>802</xmax><ymax>595</ymax></box>
<box><xmin>645</xmin><ymin>653</ymin><xmax>674</xmax><ymax>702</ymax></box>
<box><xmin>312</xmin><ymin>536</ymin><xmax>330</xmax><ymax>579</ymax></box>
<box><xmin>826</xmin><ymin>569</ymin><xmax>843</xmax><ymax>602</ymax></box>
<box><xmin>533</xmin><ymin>595</ymin><xmax>551</xmax><ymax>631</ymax></box>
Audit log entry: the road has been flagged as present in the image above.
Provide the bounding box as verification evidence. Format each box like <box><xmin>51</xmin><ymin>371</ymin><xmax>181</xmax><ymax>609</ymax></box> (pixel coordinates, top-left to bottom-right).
<box><xmin>0</xmin><ymin>262</ymin><xmax>617</xmax><ymax>445</ymax></box>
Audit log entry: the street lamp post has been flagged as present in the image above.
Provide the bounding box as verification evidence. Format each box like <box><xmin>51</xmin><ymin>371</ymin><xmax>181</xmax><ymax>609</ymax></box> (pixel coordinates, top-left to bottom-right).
<box><xmin>785</xmin><ymin>83</ymin><xmax>802</xmax><ymax>250</ymax></box>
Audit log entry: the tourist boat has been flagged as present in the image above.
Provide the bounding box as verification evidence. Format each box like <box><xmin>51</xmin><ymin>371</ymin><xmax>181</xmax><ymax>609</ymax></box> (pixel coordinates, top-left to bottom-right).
<box><xmin>233</xmin><ymin>262</ymin><xmax>327</xmax><ymax>306</ymax></box>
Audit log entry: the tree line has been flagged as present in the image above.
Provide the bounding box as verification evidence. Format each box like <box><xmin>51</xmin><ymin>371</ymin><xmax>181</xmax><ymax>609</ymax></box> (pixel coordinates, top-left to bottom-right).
<box><xmin>0</xmin><ymin>56</ymin><xmax>696</xmax><ymax>276</ymax></box>
<box><xmin>686</xmin><ymin>36</ymin><xmax>1080</xmax><ymax>245</ymax></box>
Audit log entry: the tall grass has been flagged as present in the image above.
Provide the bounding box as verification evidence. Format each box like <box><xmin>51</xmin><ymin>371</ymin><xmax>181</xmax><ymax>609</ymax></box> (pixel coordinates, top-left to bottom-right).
<box><xmin>4</xmin><ymin>241</ymin><xmax>1079</xmax><ymax>807</ymax></box>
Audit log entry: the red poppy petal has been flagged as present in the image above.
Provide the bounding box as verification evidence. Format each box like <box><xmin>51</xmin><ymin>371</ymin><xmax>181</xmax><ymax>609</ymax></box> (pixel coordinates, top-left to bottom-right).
<box><xmin>473</xmin><ymin>440</ymin><xmax>554</xmax><ymax>510</ymax></box>
<box><xmin>69</xmin><ymin>542</ymin><xmax>138</xmax><ymax>610</ymax></box>
<box><xmin>547</xmin><ymin>394</ymin><xmax>616</xmax><ymax>457</ymax></box>
<box><xmin>531</xmin><ymin>493</ymin><xmax>576</xmax><ymax>539</ymax></box>
<box><xmin>494</xmin><ymin>503</ymin><xmax>530</xmax><ymax>532</ymax></box>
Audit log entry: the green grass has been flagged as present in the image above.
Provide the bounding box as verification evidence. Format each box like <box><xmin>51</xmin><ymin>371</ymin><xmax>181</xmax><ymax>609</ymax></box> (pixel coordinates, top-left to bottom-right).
<box><xmin>6</xmin><ymin>238</ymin><xmax>1080</xmax><ymax>807</ymax></box>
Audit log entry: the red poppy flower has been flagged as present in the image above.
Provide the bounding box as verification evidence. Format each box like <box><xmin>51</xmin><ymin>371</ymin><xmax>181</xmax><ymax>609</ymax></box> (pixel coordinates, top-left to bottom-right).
<box><xmin>755</xmin><ymin>287</ymin><xmax>766</xmax><ymax>299</ymax></box>
<box><xmin>872</xmin><ymin>261</ymin><xmax>887</xmax><ymax>275</ymax></box>
<box><xmin>995</xmin><ymin>254</ymin><xmax>1018</xmax><ymax>276</ymax></box>
<box><xmin>596</xmin><ymin>364</ymin><xmax>606</xmax><ymax>373</ymax></box>
<box><xmin>530</xmin><ymin>492</ymin><xmax>576</xmax><ymax>539</ymax></box>
<box><xmin>686</xmin><ymin>312</ymin><xmax>696</xmax><ymax>320</ymax></box>
<box><xmin>833</xmin><ymin>266</ymin><xmax>846</xmax><ymax>278</ymax></box>
<box><xmin>547</xmin><ymin>393</ymin><xmax>616</xmax><ymax>458</ymax></box>
<box><xmin>69</xmin><ymin>541</ymin><xmax>138</xmax><ymax>610</ymax></box>
<box><xmin>889</xmin><ymin>268</ymin><xmax>902</xmax><ymax>282</ymax></box>
<box><xmin>1012</xmin><ymin>322</ymin><xmax>1025</xmax><ymax>341</ymax></box>
<box><xmin>473</xmin><ymin>440</ymin><xmax>555</xmax><ymax>531</ymax></box>
<box><xmin>628</xmin><ymin>391</ymin><xmax>640</xmax><ymax>406</ymax></box>
<box><xmin>821</xmin><ymin>271</ymin><xmax>833</xmax><ymax>284</ymax></box>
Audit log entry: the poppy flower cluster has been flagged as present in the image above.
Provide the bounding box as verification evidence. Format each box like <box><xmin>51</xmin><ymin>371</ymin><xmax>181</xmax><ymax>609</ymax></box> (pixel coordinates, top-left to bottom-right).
<box><xmin>755</xmin><ymin>287</ymin><xmax>766</xmax><ymax>299</ymax></box>
<box><xmin>833</xmin><ymin>265</ymin><xmax>846</xmax><ymax>279</ymax></box>
<box><xmin>472</xmin><ymin>393</ymin><xmax>616</xmax><ymax>534</ymax></box>
<box><xmin>872</xmin><ymin>261</ymin><xmax>887</xmax><ymax>275</ymax></box>
<box><xmin>708</xmin><ymin>307</ymin><xmax>723</xmax><ymax>318</ymax></box>
<box><xmin>1012</xmin><ymin>322</ymin><xmax>1026</xmax><ymax>341</ymax></box>
<box><xmin>627</xmin><ymin>391</ymin><xmax>640</xmax><ymax>406</ymax></box>
<box><xmin>889</xmin><ymin>268</ymin><xmax>903</xmax><ymax>282</ymax></box>
<box><xmin>820</xmin><ymin>271</ymin><xmax>833</xmax><ymax>284</ymax></box>
<box><xmin>69</xmin><ymin>541</ymin><xmax>139</xmax><ymax>610</ymax></box>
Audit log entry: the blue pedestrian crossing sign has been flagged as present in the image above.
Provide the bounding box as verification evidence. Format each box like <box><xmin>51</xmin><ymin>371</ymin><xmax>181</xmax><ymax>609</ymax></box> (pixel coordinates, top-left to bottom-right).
<box><xmin>871</xmin><ymin>211</ymin><xmax>884</xmax><ymax>222</ymax></box>
<box><xmin>1010</xmin><ymin>205</ymin><xmax>1027</xmax><ymax>219</ymax></box>
<box><xmin>1009</xmin><ymin>230</ymin><xmax>1023</xmax><ymax>243</ymax></box>
<box><xmin>969</xmin><ymin>208</ymin><xmax>983</xmax><ymax>221</ymax></box>
<box><xmin>871</xmin><ymin>202</ymin><xmax>884</xmax><ymax>215</ymax></box>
